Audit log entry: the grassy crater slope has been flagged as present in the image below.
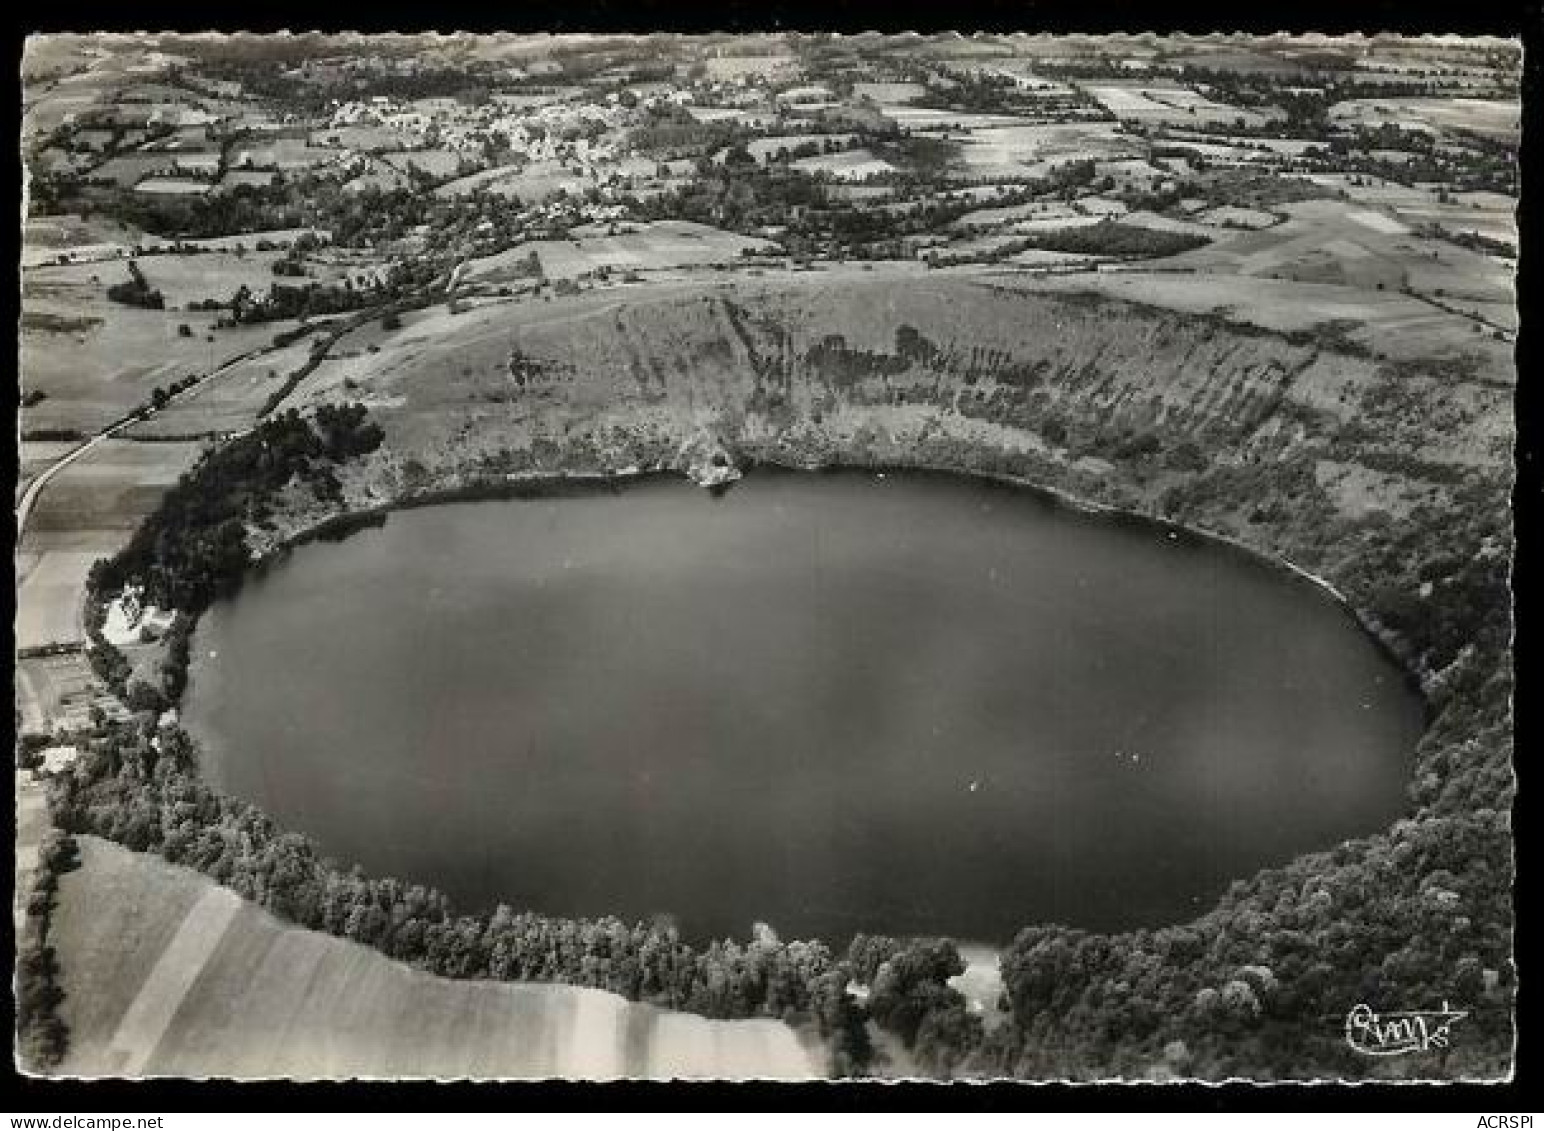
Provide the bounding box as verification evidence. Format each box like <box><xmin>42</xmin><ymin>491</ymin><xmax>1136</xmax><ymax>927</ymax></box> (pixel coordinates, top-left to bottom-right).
<box><xmin>50</xmin><ymin>836</ymin><xmax>821</xmax><ymax>1080</ymax></box>
<box><xmin>302</xmin><ymin>274</ymin><xmax>1508</xmax><ymax>498</ymax></box>
<box><xmin>86</xmin><ymin>272</ymin><xmax>1514</xmax><ymax>1080</ymax></box>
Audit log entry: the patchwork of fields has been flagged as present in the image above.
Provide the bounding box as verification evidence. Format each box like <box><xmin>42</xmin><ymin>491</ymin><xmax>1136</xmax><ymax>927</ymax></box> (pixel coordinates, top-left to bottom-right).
<box><xmin>465</xmin><ymin>220</ymin><xmax>777</xmax><ymax>282</ymax></box>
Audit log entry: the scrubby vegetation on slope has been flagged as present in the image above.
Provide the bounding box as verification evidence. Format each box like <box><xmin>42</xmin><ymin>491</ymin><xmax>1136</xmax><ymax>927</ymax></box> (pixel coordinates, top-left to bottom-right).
<box><xmin>1016</xmin><ymin>219</ymin><xmax>1210</xmax><ymax>259</ymax></box>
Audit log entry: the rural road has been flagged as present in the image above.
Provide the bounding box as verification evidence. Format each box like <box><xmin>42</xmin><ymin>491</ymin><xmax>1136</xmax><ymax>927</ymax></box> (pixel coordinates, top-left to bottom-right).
<box><xmin>15</xmin><ymin>338</ymin><xmax>283</xmax><ymax>540</ymax></box>
<box><xmin>15</xmin><ymin>416</ymin><xmax>136</xmax><ymax>538</ymax></box>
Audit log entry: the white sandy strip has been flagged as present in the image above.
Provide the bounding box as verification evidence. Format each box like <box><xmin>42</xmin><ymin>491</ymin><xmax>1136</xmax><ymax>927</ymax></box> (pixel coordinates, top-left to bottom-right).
<box><xmin>104</xmin><ymin>886</ymin><xmax>242</xmax><ymax>1075</ymax></box>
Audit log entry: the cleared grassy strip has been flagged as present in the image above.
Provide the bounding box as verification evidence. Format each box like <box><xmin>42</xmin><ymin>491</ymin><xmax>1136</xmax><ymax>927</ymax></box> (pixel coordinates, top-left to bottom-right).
<box><xmin>101</xmin><ymin>886</ymin><xmax>242</xmax><ymax>1074</ymax></box>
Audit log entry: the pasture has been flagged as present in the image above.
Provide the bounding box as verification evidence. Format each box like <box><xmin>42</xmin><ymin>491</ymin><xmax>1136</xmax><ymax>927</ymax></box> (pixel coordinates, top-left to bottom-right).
<box><xmin>119</xmin><ymin>251</ymin><xmax>287</xmax><ymax>308</ymax></box>
<box><xmin>792</xmin><ymin>149</ymin><xmax>897</xmax><ymax>180</ymax></box>
<box><xmin>880</xmin><ymin>107</ymin><xmax>1030</xmax><ymax>131</ymax></box>
<box><xmin>22</xmin><ymin>438</ymin><xmax>204</xmax><ymax>536</ymax></box>
<box><xmin>218</xmin><ymin>169</ymin><xmax>278</xmax><ymax>190</ymax></box>
<box><xmin>51</xmin><ymin>837</ymin><xmax>824</xmax><ymax>1080</ymax></box>
<box><xmin>1306</xmin><ymin>177</ymin><xmax>1517</xmax><ymax>250</ymax></box>
<box><xmin>1160</xmin><ymin>198</ymin><xmax>1516</xmax><ymax>317</ymax></box>
<box><xmin>703</xmin><ymin>54</ymin><xmax>798</xmax><ymax>82</ymax></box>
<box><xmin>1083</xmin><ymin>83</ymin><xmax>1279</xmax><ymax>128</ymax></box>
<box><xmin>380</xmin><ymin>148</ymin><xmax>469</xmax><ymax>179</ymax></box>
<box><xmin>954</xmin><ymin>122</ymin><xmax>1140</xmax><ymax>177</ymax></box>
<box><xmin>1326</xmin><ymin>96</ymin><xmax>1520</xmax><ymax>142</ymax></box>
<box><xmin>230</xmin><ymin>138</ymin><xmax>341</xmax><ymax>172</ymax></box>
<box><xmin>18</xmin><ymin>440</ymin><xmax>80</xmax><ymax>492</ymax></box>
<box><xmin>17</xmin><ymin>437</ymin><xmax>202</xmax><ymax>649</ymax></box>
<box><xmin>20</xmin><ymin>265</ymin><xmax>297</xmax><ymax>433</ymax></box>
<box><xmin>1021</xmin><ymin>270</ymin><xmax>1514</xmax><ymax>371</ymax></box>
<box><xmin>313</xmin><ymin>124</ymin><xmax>418</xmax><ymax>151</ymax></box>
<box><xmin>852</xmin><ymin>81</ymin><xmax>926</xmax><ymax>104</ymax></box>
<box><xmin>464</xmin><ymin>221</ymin><xmax>776</xmax><ymax>282</ymax></box>
<box><xmin>344</xmin><ymin>165</ymin><xmax>410</xmax><ymax>193</ymax></box>
<box><xmin>435</xmin><ymin>161</ymin><xmax>592</xmax><ymax>203</ymax></box>
<box><xmin>124</xmin><ymin>335</ymin><xmax>322</xmax><ymax>440</ymax></box>
<box><xmin>86</xmin><ymin>152</ymin><xmax>177</xmax><ymax>188</ymax></box>
<box><xmin>718</xmin><ymin>134</ymin><xmax>858</xmax><ymax>163</ymax></box>
<box><xmin>951</xmin><ymin>200</ymin><xmax>1086</xmax><ymax>230</ymax></box>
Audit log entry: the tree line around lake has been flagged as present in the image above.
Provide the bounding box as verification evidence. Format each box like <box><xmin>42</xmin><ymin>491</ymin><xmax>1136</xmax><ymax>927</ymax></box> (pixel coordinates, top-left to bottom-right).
<box><xmin>37</xmin><ymin>380</ymin><xmax>1516</xmax><ymax>1078</ymax></box>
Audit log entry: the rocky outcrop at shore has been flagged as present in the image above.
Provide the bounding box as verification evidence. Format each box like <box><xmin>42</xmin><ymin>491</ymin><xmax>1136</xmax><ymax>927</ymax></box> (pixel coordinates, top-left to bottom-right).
<box><xmin>675</xmin><ymin>431</ymin><xmax>743</xmax><ymax>490</ymax></box>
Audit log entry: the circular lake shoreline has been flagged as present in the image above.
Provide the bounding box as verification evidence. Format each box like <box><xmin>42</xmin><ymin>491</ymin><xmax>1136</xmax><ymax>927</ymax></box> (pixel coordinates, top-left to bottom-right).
<box><xmin>184</xmin><ymin>466</ymin><xmax>1425</xmax><ymax>945</ymax></box>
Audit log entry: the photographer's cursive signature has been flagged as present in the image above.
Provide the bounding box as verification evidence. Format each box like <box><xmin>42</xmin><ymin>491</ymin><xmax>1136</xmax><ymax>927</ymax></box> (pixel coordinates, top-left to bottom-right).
<box><xmin>1344</xmin><ymin>1001</ymin><xmax>1466</xmax><ymax>1056</ymax></box>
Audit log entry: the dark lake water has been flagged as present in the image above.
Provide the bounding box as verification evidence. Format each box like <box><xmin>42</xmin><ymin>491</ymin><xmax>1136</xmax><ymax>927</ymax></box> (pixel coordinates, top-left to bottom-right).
<box><xmin>183</xmin><ymin>470</ymin><xmax>1423</xmax><ymax>944</ymax></box>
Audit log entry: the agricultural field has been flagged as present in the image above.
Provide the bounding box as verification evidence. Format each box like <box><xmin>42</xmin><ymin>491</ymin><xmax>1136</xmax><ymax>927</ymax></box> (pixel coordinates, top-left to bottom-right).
<box><xmin>1083</xmin><ymin>82</ymin><xmax>1280</xmax><ymax>129</ymax></box>
<box><xmin>792</xmin><ymin>148</ymin><xmax>897</xmax><ymax>181</ymax></box>
<box><xmin>463</xmin><ymin>220</ymin><xmax>776</xmax><ymax>282</ymax></box>
<box><xmin>229</xmin><ymin>138</ymin><xmax>342</xmax><ymax>172</ymax></box>
<box><xmin>703</xmin><ymin>53</ymin><xmax>798</xmax><ymax>82</ymax></box>
<box><xmin>15</xmin><ymin>652</ymin><xmax>123</xmax><ymax>734</ymax></box>
<box><xmin>51</xmin><ymin>837</ymin><xmax>823</xmax><ymax>1080</ymax></box>
<box><xmin>19</xmin><ymin>247</ymin><xmax>322</xmax><ymax>434</ymax></box>
<box><xmin>1194</xmin><ymin>205</ymin><xmax>1280</xmax><ymax>229</ymax></box>
<box><xmin>852</xmin><ymin>81</ymin><xmax>927</xmax><ymax>104</ymax></box>
<box><xmin>84</xmin><ymin>152</ymin><xmax>179</xmax><ymax>188</ymax></box>
<box><xmin>1020</xmin><ymin>269</ymin><xmax>1515</xmax><ymax>371</ymax></box>
<box><xmin>718</xmin><ymin>134</ymin><xmax>859</xmax><ymax>163</ymax></box>
<box><xmin>343</xmin><ymin>162</ymin><xmax>411</xmax><ymax>193</ymax></box>
<box><xmin>1159</xmin><ymin>197</ymin><xmax>1516</xmax><ymax>324</ymax></box>
<box><xmin>379</xmin><ymin>148</ymin><xmax>469</xmax><ymax>179</ymax></box>
<box><xmin>953</xmin><ymin>122</ymin><xmax>1141</xmax><ymax>177</ymax></box>
<box><xmin>15</xmin><ymin>533</ymin><xmax>116</xmax><ymax>651</ymax></box>
<box><xmin>18</xmin><ymin>439</ymin><xmax>80</xmax><ymax>493</ymax></box>
<box><xmin>37</xmin><ymin>250</ymin><xmax>286</xmax><ymax>309</ymax></box>
<box><xmin>17</xmin><ymin>437</ymin><xmax>204</xmax><ymax>635</ymax></box>
<box><xmin>122</xmin><ymin>334</ymin><xmax>322</xmax><ymax>440</ymax></box>
<box><xmin>434</xmin><ymin>161</ymin><xmax>592</xmax><ymax>202</ymax></box>
<box><xmin>951</xmin><ymin>199</ymin><xmax>1087</xmax><ymax>230</ymax></box>
<box><xmin>1118</xmin><ymin>210</ymin><xmax>1216</xmax><ymax>238</ymax></box>
<box><xmin>1326</xmin><ymin>96</ymin><xmax>1521</xmax><ymax>142</ymax></box>
<box><xmin>132</xmin><ymin>176</ymin><xmax>215</xmax><ymax>196</ymax></box>
<box><xmin>218</xmin><ymin>169</ymin><xmax>278</xmax><ymax>190</ymax></box>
